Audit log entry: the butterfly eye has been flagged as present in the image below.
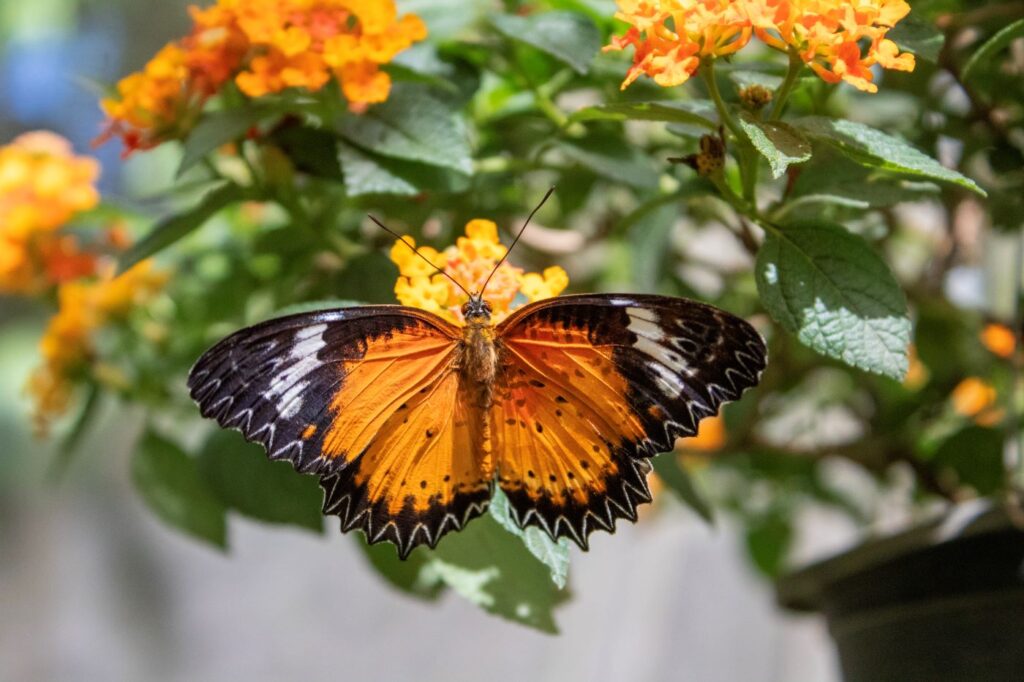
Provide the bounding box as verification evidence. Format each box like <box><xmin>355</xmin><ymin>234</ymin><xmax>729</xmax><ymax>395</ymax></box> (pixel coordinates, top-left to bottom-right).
<box><xmin>482</xmin><ymin>300</ymin><xmax>492</xmax><ymax>313</ymax></box>
<box><xmin>460</xmin><ymin>301</ymin><xmax>471</xmax><ymax>315</ymax></box>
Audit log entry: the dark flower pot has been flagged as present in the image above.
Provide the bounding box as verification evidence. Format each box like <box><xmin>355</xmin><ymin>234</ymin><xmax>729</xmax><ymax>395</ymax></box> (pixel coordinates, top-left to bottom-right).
<box><xmin>776</xmin><ymin>506</ymin><xmax>1024</xmax><ymax>682</ymax></box>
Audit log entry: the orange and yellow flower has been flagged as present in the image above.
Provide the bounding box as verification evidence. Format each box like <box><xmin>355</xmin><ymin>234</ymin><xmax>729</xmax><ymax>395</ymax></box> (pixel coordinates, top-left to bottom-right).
<box><xmin>0</xmin><ymin>132</ymin><xmax>101</xmax><ymax>294</ymax></box>
<box><xmin>26</xmin><ymin>261</ymin><xmax>169</xmax><ymax>435</ymax></box>
<box><xmin>390</xmin><ymin>218</ymin><xmax>569</xmax><ymax>325</ymax></box>
<box><xmin>950</xmin><ymin>376</ymin><xmax>1002</xmax><ymax>427</ymax></box>
<box><xmin>607</xmin><ymin>0</ymin><xmax>915</xmax><ymax>93</ymax></box>
<box><xmin>100</xmin><ymin>0</ymin><xmax>426</xmax><ymax>153</ymax></box>
<box><xmin>605</xmin><ymin>0</ymin><xmax>751</xmax><ymax>88</ymax></box>
<box><xmin>980</xmin><ymin>323</ymin><xmax>1016</xmax><ymax>359</ymax></box>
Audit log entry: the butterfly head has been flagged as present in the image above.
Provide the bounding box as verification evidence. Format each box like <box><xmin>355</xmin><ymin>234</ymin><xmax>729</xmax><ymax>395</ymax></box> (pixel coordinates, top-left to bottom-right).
<box><xmin>461</xmin><ymin>294</ymin><xmax>492</xmax><ymax>324</ymax></box>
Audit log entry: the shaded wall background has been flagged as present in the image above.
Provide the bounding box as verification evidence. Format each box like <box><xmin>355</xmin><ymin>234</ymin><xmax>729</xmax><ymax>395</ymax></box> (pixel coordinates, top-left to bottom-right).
<box><xmin>0</xmin><ymin>1</ymin><xmax>845</xmax><ymax>679</ymax></box>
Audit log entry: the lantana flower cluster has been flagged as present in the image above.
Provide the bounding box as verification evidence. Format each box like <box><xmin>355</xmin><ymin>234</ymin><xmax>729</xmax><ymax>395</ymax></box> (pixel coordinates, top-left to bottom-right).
<box><xmin>0</xmin><ymin>132</ymin><xmax>169</xmax><ymax>433</ymax></box>
<box><xmin>390</xmin><ymin>219</ymin><xmax>569</xmax><ymax>325</ymax></box>
<box><xmin>0</xmin><ymin>132</ymin><xmax>101</xmax><ymax>294</ymax></box>
<box><xmin>26</xmin><ymin>262</ymin><xmax>169</xmax><ymax>435</ymax></box>
<box><xmin>607</xmin><ymin>0</ymin><xmax>916</xmax><ymax>93</ymax></box>
<box><xmin>100</xmin><ymin>0</ymin><xmax>426</xmax><ymax>153</ymax></box>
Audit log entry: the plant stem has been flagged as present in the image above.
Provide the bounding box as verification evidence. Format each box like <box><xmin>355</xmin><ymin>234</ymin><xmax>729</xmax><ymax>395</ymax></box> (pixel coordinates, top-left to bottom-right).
<box><xmin>769</xmin><ymin>49</ymin><xmax>804</xmax><ymax>120</ymax></box>
<box><xmin>701</xmin><ymin>60</ymin><xmax>743</xmax><ymax>139</ymax></box>
<box><xmin>702</xmin><ymin>60</ymin><xmax>762</xmax><ymax>209</ymax></box>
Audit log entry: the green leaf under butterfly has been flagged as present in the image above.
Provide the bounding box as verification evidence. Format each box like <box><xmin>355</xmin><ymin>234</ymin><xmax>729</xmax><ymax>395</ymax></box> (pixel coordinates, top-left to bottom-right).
<box><xmin>489</xmin><ymin>488</ymin><xmax>570</xmax><ymax>589</ymax></box>
<box><xmin>197</xmin><ymin>430</ymin><xmax>324</xmax><ymax>533</ymax></box>
<box><xmin>428</xmin><ymin>514</ymin><xmax>568</xmax><ymax>633</ymax></box>
<box><xmin>132</xmin><ymin>430</ymin><xmax>228</xmax><ymax>548</ymax></box>
<box><xmin>652</xmin><ymin>455</ymin><xmax>714</xmax><ymax>524</ymax></box>
<box><xmin>756</xmin><ymin>221</ymin><xmax>911</xmax><ymax>380</ymax></box>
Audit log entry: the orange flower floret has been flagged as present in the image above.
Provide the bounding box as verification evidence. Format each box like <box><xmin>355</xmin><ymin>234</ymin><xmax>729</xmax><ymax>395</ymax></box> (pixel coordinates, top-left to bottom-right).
<box><xmin>605</xmin><ymin>0</ymin><xmax>751</xmax><ymax>88</ymax></box>
<box><xmin>390</xmin><ymin>218</ymin><xmax>569</xmax><ymax>325</ymax></box>
<box><xmin>980</xmin><ymin>323</ymin><xmax>1016</xmax><ymax>359</ymax></box>
<box><xmin>607</xmin><ymin>0</ymin><xmax>915</xmax><ymax>93</ymax></box>
<box><xmin>26</xmin><ymin>261</ymin><xmax>169</xmax><ymax>435</ymax></box>
<box><xmin>100</xmin><ymin>0</ymin><xmax>426</xmax><ymax>153</ymax></box>
<box><xmin>0</xmin><ymin>132</ymin><xmax>101</xmax><ymax>294</ymax></box>
<box><xmin>950</xmin><ymin>376</ymin><xmax>1003</xmax><ymax>427</ymax></box>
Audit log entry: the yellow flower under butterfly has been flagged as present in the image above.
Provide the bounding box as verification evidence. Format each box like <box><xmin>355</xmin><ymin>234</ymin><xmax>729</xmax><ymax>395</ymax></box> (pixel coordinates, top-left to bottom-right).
<box><xmin>390</xmin><ymin>218</ymin><xmax>569</xmax><ymax>324</ymax></box>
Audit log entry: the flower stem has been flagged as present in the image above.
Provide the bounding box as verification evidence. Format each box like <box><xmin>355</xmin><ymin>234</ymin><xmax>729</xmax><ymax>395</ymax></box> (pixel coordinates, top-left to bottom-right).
<box><xmin>769</xmin><ymin>49</ymin><xmax>804</xmax><ymax>120</ymax></box>
<box><xmin>701</xmin><ymin>60</ymin><xmax>743</xmax><ymax>139</ymax></box>
<box><xmin>702</xmin><ymin>60</ymin><xmax>759</xmax><ymax>208</ymax></box>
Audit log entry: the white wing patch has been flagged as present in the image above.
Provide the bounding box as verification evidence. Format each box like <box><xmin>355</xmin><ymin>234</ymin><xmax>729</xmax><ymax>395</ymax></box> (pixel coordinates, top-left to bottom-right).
<box><xmin>267</xmin><ymin>323</ymin><xmax>327</xmax><ymax>419</ymax></box>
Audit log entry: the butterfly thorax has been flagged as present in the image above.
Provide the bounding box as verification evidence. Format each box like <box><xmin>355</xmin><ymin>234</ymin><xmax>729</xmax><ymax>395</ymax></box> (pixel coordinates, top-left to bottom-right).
<box><xmin>460</xmin><ymin>299</ymin><xmax>500</xmax><ymax>409</ymax></box>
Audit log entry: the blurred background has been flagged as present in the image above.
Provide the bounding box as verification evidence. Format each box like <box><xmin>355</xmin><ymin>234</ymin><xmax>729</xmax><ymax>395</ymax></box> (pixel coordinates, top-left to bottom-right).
<box><xmin>0</xmin><ymin>2</ymin><xmax>847</xmax><ymax>680</ymax></box>
<box><xmin>6</xmin><ymin>0</ymin><xmax>1020</xmax><ymax>680</ymax></box>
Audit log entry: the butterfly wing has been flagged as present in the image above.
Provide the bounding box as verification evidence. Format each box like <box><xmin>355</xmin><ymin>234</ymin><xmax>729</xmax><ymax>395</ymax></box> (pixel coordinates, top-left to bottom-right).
<box><xmin>188</xmin><ymin>306</ymin><xmax>493</xmax><ymax>556</ymax></box>
<box><xmin>491</xmin><ymin>294</ymin><xmax>766</xmax><ymax>547</ymax></box>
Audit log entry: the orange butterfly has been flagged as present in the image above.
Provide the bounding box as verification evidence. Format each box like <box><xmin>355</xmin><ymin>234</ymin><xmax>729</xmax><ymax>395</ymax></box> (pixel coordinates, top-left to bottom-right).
<box><xmin>188</xmin><ymin>201</ymin><xmax>766</xmax><ymax>558</ymax></box>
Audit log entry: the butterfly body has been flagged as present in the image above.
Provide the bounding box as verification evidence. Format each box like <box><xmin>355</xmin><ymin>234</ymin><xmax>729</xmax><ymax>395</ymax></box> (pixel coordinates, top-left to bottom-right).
<box><xmin>460</xmin><ymin>296</ymin><xmax>501</xmax><ymax>410</ymax></box>
<box><xmin>189</xmin><ymin>293</ymin><xmax>766</xmax><ymax>557</ymax></box>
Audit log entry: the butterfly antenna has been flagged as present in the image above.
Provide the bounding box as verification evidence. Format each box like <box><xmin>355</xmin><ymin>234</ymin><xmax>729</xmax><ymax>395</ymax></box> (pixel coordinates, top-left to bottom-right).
<box><xmin>368</xmin><ymin>215</ymin><xmax>473</xmax><ymax>299</ymax></box>
<box><xmin>479</xmin><ymin>185</ymin><xmax>556</xmax><ymax>296</ymax></box>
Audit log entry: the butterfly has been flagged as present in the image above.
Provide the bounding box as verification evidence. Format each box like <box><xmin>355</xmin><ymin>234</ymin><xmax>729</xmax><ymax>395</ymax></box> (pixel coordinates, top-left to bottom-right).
<box><xmin>188</xmin><ymin>198</ymin><xmax>766</xmax><ymax>558</ymax></box>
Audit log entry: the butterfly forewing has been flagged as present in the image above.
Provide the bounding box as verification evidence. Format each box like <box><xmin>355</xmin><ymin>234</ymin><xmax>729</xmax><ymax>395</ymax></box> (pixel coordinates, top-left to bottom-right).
<box><xmin>492</xmin><ymin>294</ymin><xmax>766</xmax><ymax>546</ymax></box>
<box><xmin>188</xmin><ymin>306</ymin><xmax>494</xmax><ymax>556</ymax></box>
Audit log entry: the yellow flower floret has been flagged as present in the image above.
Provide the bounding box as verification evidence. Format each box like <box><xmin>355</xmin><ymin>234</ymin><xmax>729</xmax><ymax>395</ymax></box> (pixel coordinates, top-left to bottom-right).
<box><xmin>0</xmin><ymin>132</ymin><xmax>101</xmax><ymax>294</ymax></box>
<box><xmin>390</xmin><ymin>218</ymin><xmax>569</xmax><ymax>324</ymax></box>
<box><xmin>26</xmin><ymin>261</ymin><xmax>169</xmax><ymax>436</ymax></box>
<box><xmin>607</xmin><ymin>0</ymin><xmax>915</xmax><ymax>93</ymax></box>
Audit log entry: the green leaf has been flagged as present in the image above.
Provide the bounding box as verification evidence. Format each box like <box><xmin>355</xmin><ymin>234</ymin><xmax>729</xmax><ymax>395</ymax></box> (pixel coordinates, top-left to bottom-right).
<box><xmin>570</xmin><ymin>100</ymin><xmax>717</xmax><ymax>127</ymax></box>
<box><xmin>338</xmin><ymin>142</ymin><xmax>470</xmax><ymax>196</ymax></box>
<box><xmin>785</xmin><ymin>150</ymin><xmax>941</xmax><ymax>212</ymax></box>
<box><xmin>886</xmin><ymin>12</ymin><xmax>945</xmax><ymax>63</ymax></box>
<box><xmin>745</xmin><ymin>511</ymin><xmax>792</xmax><ymax>577</ymax></box>
<box><xmin>651</xmin><ymin>454</ymin><xmax>714</xmax><ymax>524</ymax></box>
<box><xmin>931</xmin><ymin>426</ymin><xmax>1006</xmax><ymax>496</ymax></box>
<box><xmin>962</xmin><ymin>18</ymin><xmax>1024</xmax><ymax>82</ymax></box>
<box><xmin>428</xmin><ymin>514</ymin><xmax>568</xmax><ymax>633</ymax></box>
<box><xmin>132</xmin><ymin>430</ymin><xmax>228</xmax><ymax>548</ymax></box>
<box><xmin>271</xmin><ymin>125</ymin><xmax>343</xmax><ymax>180</ymax></box>
<box><xmin>336</xmin><ymin>85</ymin><xmax>472</xmax><ymax>174</ymax></box>
<box><xmin>794</xmin><ymin>117</ymin><xmax>985</xmax><ymax>195</ymax></box>
<box><xmin>490</xmin><ymin>11</ymin><xmax>601</xmax><ymax>75</ymax></box>
<box><xmin>738</xmin><ymin>113</ymin><xmax>812</xmax><ymax>178</ymax></box>
<box><xmin>756</xmin><ymin>221</ymin><xmax>911</xmax><ymax>379</ymax></box>
<box><xmin>559</xmin><ymin>135</ymin><xmax>660</xmax><ymax>189</ymax></box>
<box><xmin>197</xmin><ymin>430</ymin><xmax>323</xmax><ymax>532</ymax></box>
<box><xmin>489</xmin><ymin>489</ymin><xmax>570</xmax><ymax>589</ymax></box>
<box><xmin>177</xmin><ymin>107</ymin><xmax>275</xmax><ymax>178</ymax></box>
<box><xmin>356</xmin><ymin>537</ymin><xmax>445</xmax><ymax>600</ymax></box>
<box><xmin>118</xmin><ymin>182</ymin><xmax>249</xmax><ymax>273</ymax></box>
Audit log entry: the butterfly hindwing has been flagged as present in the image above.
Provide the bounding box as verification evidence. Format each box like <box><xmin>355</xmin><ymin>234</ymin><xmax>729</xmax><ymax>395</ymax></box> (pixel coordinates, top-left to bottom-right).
<box><xmin>188</xmin><ymin>306</ymin><xmax>493</xmax><ymax>555</ymax></box>
<box><xmin>492</xmin><ymin>294</ymin><xmax>766</xmax><ymax>546</ymax></box>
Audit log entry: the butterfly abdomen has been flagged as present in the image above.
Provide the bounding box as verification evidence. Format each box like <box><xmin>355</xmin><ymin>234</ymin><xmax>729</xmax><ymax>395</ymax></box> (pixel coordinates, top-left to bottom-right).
<box><xmin>461</xmin><ymin>320</ymin><xmax>500</xmax><ymax>410</ymax></box>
